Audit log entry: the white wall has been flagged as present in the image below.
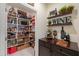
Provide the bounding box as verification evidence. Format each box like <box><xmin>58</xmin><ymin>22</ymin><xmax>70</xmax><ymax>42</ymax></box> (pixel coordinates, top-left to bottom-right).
<box><xmin>35</xmin><ymin>3</ymin><xmax>47</xmax><ymax>56</ymax></box>
<box><xmin>71</xmin><ymin>4</ymin><xmax>79</xmax><ymax>48</ymax></box>
<box><xmin>0</xmin><ymin>3</ymin><xmax>7</xmax><ymax>56</ymax></box>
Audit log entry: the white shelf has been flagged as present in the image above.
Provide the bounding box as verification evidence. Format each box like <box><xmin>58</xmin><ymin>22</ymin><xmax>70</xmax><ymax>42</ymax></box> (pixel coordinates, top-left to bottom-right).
<box><xmin>7</xmin><ymin>44</ymin><xmax>18</xmax><ymax>48</ymax></box>
<box><xmin>18</xmin><ymin>17</ymin><xmax>31</xmax><ymax>20</ymax></box>
<box><xmin>18</xmin><ymin>24</ymin><xmax>30</xmax><ymax>27</ymax></box>
<box><xmin>8</xmin><ymin>23</ymin><xmax>17</xmax><ymax>25</ymax></box>
<box><xmin>8</xmin><ymin>16</ymin><xmax>17</xmax><ymax>19</ymax></box>
<box><xmin>7</xmin><ymin>39</ymin><xmax>34</xmax><ymax>48</ymax></box>
<box><xmin>7</xmin><ymin>38</ymin><xmax>16</xmax><ymax>40</ymax></box>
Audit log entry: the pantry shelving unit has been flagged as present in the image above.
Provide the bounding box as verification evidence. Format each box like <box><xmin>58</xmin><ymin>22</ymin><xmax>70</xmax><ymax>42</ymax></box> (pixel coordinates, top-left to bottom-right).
<box><xmin>6</xmin><ymin>4</ymin><xmax>35</xmax><ymax>55</ymax></box>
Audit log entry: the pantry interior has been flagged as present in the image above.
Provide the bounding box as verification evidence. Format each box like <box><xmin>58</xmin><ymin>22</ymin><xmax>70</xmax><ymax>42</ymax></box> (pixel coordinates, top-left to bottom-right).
<box><xmin>0</xmin><ymin>3</ymin><xmax>36</xmax><ymax>56</ymax></box>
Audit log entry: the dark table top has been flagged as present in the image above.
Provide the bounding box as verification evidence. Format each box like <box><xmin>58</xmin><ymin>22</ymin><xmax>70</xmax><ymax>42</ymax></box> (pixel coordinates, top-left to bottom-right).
<box><xmin>39</xmin><ymin>38</ymin><xmax>79</xmax><ymax>52</ymax></box>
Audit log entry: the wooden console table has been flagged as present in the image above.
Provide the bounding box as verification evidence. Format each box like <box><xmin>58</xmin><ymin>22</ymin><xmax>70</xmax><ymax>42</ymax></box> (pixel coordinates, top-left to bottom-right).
<box><xmin>39</xmin><ymin>38</ymin><xmax>79</xmax><ymax>56</ymax></box>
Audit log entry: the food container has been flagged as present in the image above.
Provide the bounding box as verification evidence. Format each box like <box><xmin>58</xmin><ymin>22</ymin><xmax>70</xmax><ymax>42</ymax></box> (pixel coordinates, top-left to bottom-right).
<box><xmin>7</xmin><ymin>46</ymin><xmax>17</xmax><ymax>54</ymax></box>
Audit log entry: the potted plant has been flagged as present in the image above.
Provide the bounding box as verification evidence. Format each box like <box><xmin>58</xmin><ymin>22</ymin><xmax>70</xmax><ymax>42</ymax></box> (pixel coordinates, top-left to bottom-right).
<box><xmin>66</xmin><ymin>5</ymin><xmax>74</xmax><ymax>14</ymax></box>
<box><xmin>59</xmin><ymin>6</ymin><xmax>67</xmax><ymax>15</ymax></box>
<box><xmin>48</xmin><ymin>20</ymin><xmax>51</xmax><ymax>26</ymax></box>
<box><xmin>59</xmin><ymin>5</ymin><xmax>74</xmax><ymax>15</ymax></box>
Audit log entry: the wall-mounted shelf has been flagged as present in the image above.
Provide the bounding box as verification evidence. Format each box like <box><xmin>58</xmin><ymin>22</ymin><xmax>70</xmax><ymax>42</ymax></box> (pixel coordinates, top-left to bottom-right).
<box><xmin>47</xmin><ymin>13</ymin><xmax>72</xmax><ymax>19</ymax></box>
<box><xmin>47</xmin><ymin>23</ymin><xmax>72</xmax><ymax>27</ymax></box>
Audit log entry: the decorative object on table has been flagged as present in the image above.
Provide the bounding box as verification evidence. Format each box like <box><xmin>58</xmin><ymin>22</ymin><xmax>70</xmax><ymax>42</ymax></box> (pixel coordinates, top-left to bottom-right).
<box><xmin>46</xmin><ymin>29</ymin><xmax>53</xmax><ymax>43</ymax></box>
<box><xmin>61</xmin><ymin>26</ymin><xmax>66</xmax><ymax>39</ymax></box>
<box><xmin>65</xmin><ymin>33</ymin><xmax>70</xmax><ymax>47</ymax></box>
<box><xmin>53</xmin><ymin>30</ymin><xmax>58</xmax><ymax>44</ymax></box>
<box><xmin>53</xmin><ymin>30</ymin><xmax>57</xmax><ymax>39</ymax></box>
<box><xmin>56</xmin><ymin>40</ymin><xmax>68</xmax><ymax>48</ymax></box>
<box><xmin>47</xmin><ymin>29</ymin><xmax>52</xmax><ymax>37</ymax></box>
<box><xmin>50</xmin><ymin>8</ymin><xmax>58</xmax><ymax>16</ymax></box>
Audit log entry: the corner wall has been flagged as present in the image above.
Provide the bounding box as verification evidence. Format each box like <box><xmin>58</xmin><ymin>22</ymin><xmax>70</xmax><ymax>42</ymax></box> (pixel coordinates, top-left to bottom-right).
<box><xmin>35</xmin><ymin>3</ymin><xmax>47</xmax><ymax>56</ymax></box>
<box><xmin>0</xmin><ymin>3</ymin><xmax>7</xmax><ymax>56</ymax></box>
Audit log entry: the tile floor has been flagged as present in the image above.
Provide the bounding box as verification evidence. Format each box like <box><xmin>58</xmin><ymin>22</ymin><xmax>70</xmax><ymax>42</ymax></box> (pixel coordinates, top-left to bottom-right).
<box><xmin>8</xmin><ymin>47</ymin><xmax>35</xmax><ymax>56</ymax></box>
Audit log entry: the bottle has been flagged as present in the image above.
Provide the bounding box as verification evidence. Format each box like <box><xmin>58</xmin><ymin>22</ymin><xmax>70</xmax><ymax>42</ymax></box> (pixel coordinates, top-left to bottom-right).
<box><xmin>55</xmin><ymin>8</ymin><xmax>57</xmax><ymax>16</ymax></box>
<box><xmin>61</xmin><ymin>26</ymin><xmax>66</xmax><ymax>39</ymax></box>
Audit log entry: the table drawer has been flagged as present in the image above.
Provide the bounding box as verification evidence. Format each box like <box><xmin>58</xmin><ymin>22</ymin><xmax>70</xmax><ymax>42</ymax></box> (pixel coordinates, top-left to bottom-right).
<box><xmin>53</xmin><ymin>45</ymin><xmax>79</xmax><ymax>56</ymax></box>
<box><xmin>39</xmin><ymin>40</ymin><xmax>50</xmax><ymax>48</ymax></box>
<box><xmin>64</xmin><ymin>48</ymin><xmax>79</xmax><ymax>56</ymax></box>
